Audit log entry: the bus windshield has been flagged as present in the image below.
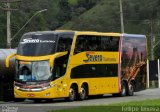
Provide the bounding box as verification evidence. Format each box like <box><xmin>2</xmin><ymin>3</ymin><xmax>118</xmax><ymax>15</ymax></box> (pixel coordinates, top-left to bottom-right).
<box><xmin>17</xmin><ymin>33</ymin><xmax>57</xmax><ymax>56</ymax></box>
<box><xmin>16</xmin><ymin>61</ymin><xmax>52</xmax><ymax>82</ymax></box>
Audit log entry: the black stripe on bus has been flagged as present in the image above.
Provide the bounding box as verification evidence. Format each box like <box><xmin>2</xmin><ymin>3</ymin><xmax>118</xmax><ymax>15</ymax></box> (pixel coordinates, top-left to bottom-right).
<box><xmin>71</xmin><ymin>64</ymin><xmax>118</xmax><ymax>79</ymax></box>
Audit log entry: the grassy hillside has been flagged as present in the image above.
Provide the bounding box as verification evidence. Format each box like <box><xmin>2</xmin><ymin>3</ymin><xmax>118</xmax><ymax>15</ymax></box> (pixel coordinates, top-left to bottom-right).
<box><xmin>58</xmin><ymin>0</ymin><xmax>159</xmax><ymax>35</ymax></box>
<box><xmin>58</xmin><ymin>0</ymin><xmax>121</xmax><ymax>32</ymax></box>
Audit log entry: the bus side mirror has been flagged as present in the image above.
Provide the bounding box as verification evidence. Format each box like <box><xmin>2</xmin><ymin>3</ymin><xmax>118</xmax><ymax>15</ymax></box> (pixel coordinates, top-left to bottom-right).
<box><xmin>5</xmin><ymin>53</ymin><xmax>16</xmax><ymax>68</ymax></box>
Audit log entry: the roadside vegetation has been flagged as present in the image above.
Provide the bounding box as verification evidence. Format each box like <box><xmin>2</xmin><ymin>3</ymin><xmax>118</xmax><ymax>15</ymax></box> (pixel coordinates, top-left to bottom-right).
<box><xmin>49</xmin><ymin>99</ymin><xmax>160</xmax><ymax>112</ymax></box>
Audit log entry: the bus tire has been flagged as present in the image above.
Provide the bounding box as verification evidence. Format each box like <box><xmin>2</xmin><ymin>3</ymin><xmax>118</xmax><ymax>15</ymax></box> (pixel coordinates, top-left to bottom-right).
<box><xmin>66</xmin><ymin>85</ymin><xmax>77</xmax><ymax>102</ymax></box>
<box><xmin>127</xmin><ymin>82</ymin><xmax>134</xmax><ymax>96</ymax></box>
<box><xmin>120</xmin><ymin>81</ymin><xmax>127</xmax><ymax>97</ymax></box>
<box><xmin>79</xmin><ymin>85</ymin><xmax>88</xmax><ymax>101</ymax></box>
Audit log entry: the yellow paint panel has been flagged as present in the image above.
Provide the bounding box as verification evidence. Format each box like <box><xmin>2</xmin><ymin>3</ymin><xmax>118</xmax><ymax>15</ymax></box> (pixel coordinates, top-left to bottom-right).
<box><xmin>16</xmin><ymin>52</ymin><xmax>68</xmax><ymax>62</ymax></box>
<box><xmin>63</xmin><ymin>77</ymin><xmax>119</xmax><ymax>96</ymax></box>
<box><xmin>5</xmin><ymin>53</ymin><xmax>16</xmax><ymax>68</ymax></box>
<box><xmin>16</xmin><ymin>55</ymin><xmax>51</xmax><ymax>61</ymax></box>
<box><xmin>75</xmin><ymin>32</ymin><xmax>120</xmax><ymax>37</ymax></box>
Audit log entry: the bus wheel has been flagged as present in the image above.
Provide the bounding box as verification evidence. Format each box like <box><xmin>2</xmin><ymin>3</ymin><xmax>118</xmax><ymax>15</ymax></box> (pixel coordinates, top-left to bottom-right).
<box><xmin>79</xmin><ymin>85</ymin><xmax>88</xmax><ymax>100</ymax></box>
<box><xmin>120</xmin><ymin>82</ymin><xmax>127</xmax><ymax>97</ymax></box>
<box><xmin>127</xmin><ymin>82</ymin><xmax>134</xmax><ymax>96</ymax></box>
<box><xmin>66</xmin><ymin>85</ymin><xmax>77</xmax><ymax>102</ymax></box>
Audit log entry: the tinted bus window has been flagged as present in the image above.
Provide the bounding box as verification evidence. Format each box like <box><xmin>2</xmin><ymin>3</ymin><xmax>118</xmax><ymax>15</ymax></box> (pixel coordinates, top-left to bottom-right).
<box><xmin>56</xmin><ymin>34</ymin><xmax>73</xmax><ymax>52</ymax></box>
<box><xmin>18</xmin><ymin>34</ymin><xmax>57</xmax><ymax>56</ymax></box>
<box><xmin>71</xmin><ymin>64</ymin><xmax>118</xmax><ymax>78</ymax></box>
<box><xmin>74</xmin><ymin>35</ymin><xmax>119</xmax><ymax>54</ymax></box>
<box><xmin>101</xmin><ymin>36</ymin><xmax>119</xmax><ymax>51</ymax></box>
<box><xmin>74</xmin><ymin>35</ymin><xmax>101</xmax><ymax>54</ymax></box>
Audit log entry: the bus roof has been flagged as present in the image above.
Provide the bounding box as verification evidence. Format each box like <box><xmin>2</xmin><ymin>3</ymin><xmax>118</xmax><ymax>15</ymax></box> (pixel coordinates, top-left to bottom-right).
<box><xmin>24</xmin><ymin>30</ymin><xmax>145</xmax><ymax>38</ymax></box>
<box><xmin>122</xmin><ymin>33</ymin><xmax>146</xmax><ymax>38</ymax></box>
<box><xmin>56</xmin><ymin>30</ymin><xmax>121</xmax><ymax>36</ymax></box>
<box><xmin>24</xmin><ymin>31</ymin><xmax>75</xmax><ymax>35</ymax></box>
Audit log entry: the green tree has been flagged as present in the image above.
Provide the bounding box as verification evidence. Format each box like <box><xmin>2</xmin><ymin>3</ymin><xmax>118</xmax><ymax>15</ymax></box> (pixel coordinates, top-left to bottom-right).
<box><xmin>68</xmin><ymin>0</ymin><xmax>78</xmax><ymax>6</ymax></box>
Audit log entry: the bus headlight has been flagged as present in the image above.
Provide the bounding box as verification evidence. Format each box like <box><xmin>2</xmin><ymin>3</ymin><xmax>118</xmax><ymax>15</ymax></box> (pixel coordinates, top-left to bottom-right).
<box><xmin>15</xmin><ymin>86</ymin><xmax>20</xmax><ymax>90</ymax></box>
<box><xmin>42</xmin><ymin>86</ymin><xmax>50</xmax><ymax>90</ymax></box>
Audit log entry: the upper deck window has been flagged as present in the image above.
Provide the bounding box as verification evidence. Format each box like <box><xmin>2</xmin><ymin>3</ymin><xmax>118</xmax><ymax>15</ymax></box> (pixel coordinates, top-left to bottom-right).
<box><xmin>74</xmin><ymin>35</ymin><xmax>119</xmax><ymax>54</ymax></box>
<box><xmin>56</xmin><ymin>34</ymin><xmax>73</xmax><ymax>52</ymax></box>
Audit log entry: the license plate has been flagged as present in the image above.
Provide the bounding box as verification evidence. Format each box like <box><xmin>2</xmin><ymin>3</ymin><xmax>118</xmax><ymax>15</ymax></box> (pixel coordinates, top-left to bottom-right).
<box><xmin>27</xmin><ymin>93</ymin><xmax>35</xmax><ymax>97</ymax></box>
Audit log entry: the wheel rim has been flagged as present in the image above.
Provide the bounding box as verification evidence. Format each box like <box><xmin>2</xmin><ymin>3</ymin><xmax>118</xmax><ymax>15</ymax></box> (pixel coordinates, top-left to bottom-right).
<box><xmin>69</xmin><ymin>88</ymin><xmax>75</xmax><ymax>100</ymax></box>
<box><xmin>129</xmin><ymin>84</ymin><xmax>134</xmax><ymax>94</ymax></box>
<box><xmin>80</xmin><ymin>87</ymin><xmax>86</xmax><ymax>99</ymax></box>
<box><xmin>121</xmin><ymin>85</ymin><xmax>126</xmax><ymax>95</ymax></box>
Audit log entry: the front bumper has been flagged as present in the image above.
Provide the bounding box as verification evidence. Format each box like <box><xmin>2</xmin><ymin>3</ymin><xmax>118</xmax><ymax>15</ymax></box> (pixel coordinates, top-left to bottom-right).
<box><xmin>14</xmin><ymin>87</ymin><xmax>56</xmax><ymax>99</ymax></box>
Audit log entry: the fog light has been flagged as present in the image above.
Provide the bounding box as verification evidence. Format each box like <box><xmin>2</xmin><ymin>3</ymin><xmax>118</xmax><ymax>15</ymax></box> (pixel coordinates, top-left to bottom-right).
<box><xmin>45</xmin><ymin>92</ymin><xmax>50</xmax><ymax>97</ymax></box>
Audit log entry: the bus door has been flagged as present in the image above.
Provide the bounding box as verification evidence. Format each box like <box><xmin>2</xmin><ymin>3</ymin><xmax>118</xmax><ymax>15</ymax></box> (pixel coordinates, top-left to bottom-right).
<box><xmin>53</xmin><ymin>34</ymin><xmax>73</xmax><ymax>97</ymax></box>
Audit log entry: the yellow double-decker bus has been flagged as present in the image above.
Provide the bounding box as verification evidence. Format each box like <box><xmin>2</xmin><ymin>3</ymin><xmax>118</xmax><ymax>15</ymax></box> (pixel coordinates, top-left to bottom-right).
<box><xmin>6</xmin><ymin>31</ymin><xmax>147</xmax><ymax>102</ymax></box>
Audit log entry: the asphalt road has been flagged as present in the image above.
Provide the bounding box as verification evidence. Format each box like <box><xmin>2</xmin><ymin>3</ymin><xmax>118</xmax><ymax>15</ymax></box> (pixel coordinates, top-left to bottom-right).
<box><xmin>0</xmin><ymin>88</ymin><xmax>160</xmax><ymax>112</ymax></box>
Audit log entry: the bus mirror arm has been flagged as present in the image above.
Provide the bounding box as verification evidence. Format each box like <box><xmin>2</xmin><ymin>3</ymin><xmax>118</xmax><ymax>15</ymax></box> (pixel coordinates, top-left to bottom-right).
<box><xmin>49</xmin><ymin>51</ymin><xmax>68</xmax><ymax>67</ymax></box>
<box><xmin>5</xmin><ymin>53</ymin><xmax>16</xmax><ymax>68</ymax></box>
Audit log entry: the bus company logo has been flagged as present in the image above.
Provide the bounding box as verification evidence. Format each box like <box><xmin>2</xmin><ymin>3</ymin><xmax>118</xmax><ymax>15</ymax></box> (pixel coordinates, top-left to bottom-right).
<box><xmin>83</xmin><ymin>52</ymin><xmax>116</xmax><ymax>63</ymax></box>
<box><xmin>83</xmin><ymin>52</ymin><xmax>102</xmax><ymax>63</ymax></box>
<box><xmin>20</xmin><ymin>38</ymin><xmax>55</xmax><ymax>44</ymax></box>
<box><xmin>1</xmin><ymin>106</ymin><xmax>18</xmax><ymax>112</ymax></box>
